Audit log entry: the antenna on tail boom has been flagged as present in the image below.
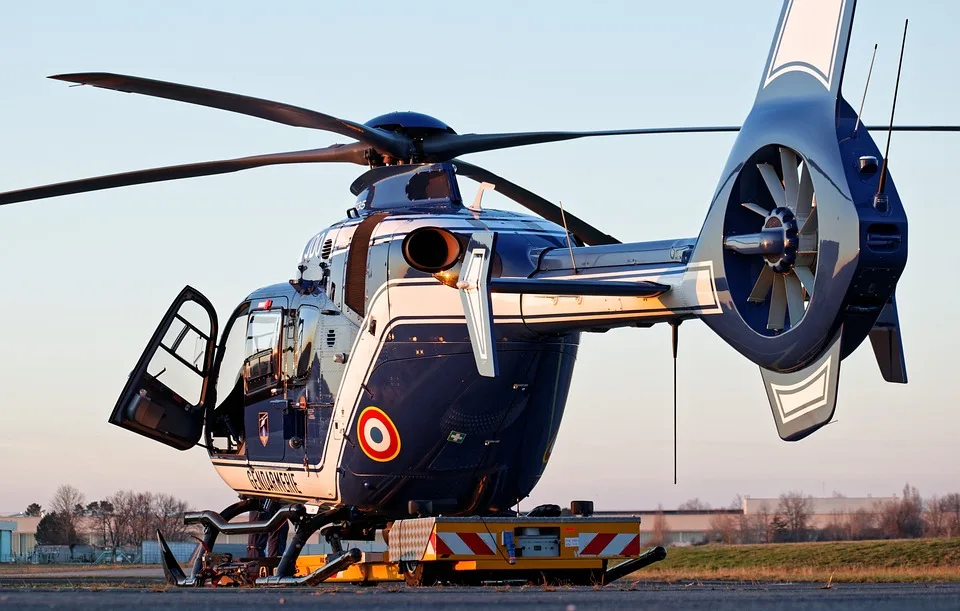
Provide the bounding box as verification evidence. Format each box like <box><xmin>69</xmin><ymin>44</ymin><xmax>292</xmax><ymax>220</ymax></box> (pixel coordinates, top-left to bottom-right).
<box><xmin>670</xmin><ymin>321</ymin><xmax>680</xmax><ymax>485</ymax></box>
<box><xmin>876</xmin><ymin>19</ymin><xmax>909</xmax><ymax>212</ymax></box>
<box><xmin>854</xmin><ymin>44</ymin><xmax>879</xmax><ymax>137</ymax></box>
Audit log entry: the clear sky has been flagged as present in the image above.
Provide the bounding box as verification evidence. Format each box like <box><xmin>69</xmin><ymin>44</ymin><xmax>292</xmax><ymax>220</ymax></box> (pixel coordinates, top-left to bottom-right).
<box><xmin>0</xmin><ymin>1</ymin><xmax>957</xmax><ymax>514</ymax></box>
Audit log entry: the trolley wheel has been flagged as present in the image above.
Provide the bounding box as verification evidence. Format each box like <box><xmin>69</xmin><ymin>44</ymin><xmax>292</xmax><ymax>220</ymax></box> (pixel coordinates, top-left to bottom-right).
<box><xmin>403</xmin><ymin>561</ymin><xmax>451</xmax><ymax>586</ymax></box>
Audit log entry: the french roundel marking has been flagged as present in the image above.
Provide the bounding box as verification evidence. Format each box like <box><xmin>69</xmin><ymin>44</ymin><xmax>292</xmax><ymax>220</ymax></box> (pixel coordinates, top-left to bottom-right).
<box><xmin>357</xmin><ymin>406</ymin><xmax>401</xmax><ymax>462</ymax></box>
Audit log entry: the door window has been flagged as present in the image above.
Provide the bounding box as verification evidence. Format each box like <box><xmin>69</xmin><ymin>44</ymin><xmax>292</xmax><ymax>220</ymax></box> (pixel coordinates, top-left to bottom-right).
<box><xmin>244</xmin><ymin>309</ymin><xmax>282</xmax><ymax>395</ymax></box>
<box><xmin>109</xmin><ymin>286</ymin><xmax>217</xmax><ymax>451</ymax></box>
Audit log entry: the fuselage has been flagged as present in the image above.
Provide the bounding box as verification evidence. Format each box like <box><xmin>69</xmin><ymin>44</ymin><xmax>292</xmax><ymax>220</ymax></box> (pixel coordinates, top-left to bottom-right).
<box><xmin>202</xmin><ymin>164</ymin><xmax>720</xmax><ymax>521</ymax></box>
<box><xmin>207</xmin><ymin>204</ymin><xmax>581</xmax><ymax>517</ymax></box>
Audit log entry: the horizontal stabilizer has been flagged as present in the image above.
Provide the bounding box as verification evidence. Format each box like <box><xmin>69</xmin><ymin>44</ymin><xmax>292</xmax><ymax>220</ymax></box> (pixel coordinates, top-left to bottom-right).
<box><xmin>869</xmin><ymin>294</ymin><xmax>907</xmax><ymax>383</ymax></box>
<box><xmin>458</xmin><ymin>232</ymin><xmax>498</xmax><ymax>377</ymax></box>
<box><xmin>761</xmin><ymin>329</ymin><xmax>842</xmax><ymax>441</ymax></box>
<box><xmin>490</xmin><ymin>278</ymin><xmax>669</xmax><ymax>297</ymax></box>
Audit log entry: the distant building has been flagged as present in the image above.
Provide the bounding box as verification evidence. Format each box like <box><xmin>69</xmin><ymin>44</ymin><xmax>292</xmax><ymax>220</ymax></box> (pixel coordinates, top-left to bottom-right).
<box><xmin>742</xmin><ymin>496</ymin><xmax>895</xmax><ymax>529</ymax></box>
<box><xmin>0</xmin><ymin>520</ymin><xmax>14</xmax><ymax>562</ymax></box>
<box><xmin>5</xmin><ymin>516</ymin><xmax>40</xmax><ymax>559</ymax></box>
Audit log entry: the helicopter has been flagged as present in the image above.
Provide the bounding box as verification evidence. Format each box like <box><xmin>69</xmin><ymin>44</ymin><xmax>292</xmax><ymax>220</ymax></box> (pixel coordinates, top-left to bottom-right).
<box><xmin>1</xmin><ymin>0</ymin><xmax>956</xmax><ymax>586</ymax></box>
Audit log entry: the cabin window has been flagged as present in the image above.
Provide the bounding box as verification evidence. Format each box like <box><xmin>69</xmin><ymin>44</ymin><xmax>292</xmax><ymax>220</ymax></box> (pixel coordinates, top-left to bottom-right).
<box><xmin>243</xmin><ymin>309</ymin><xmax>282</xmax><ymax>394</ymax></box>
<box><xmin>295</xmin><ymin>306</ymin><xmax>319</xmax><ymax>378</ymax></box>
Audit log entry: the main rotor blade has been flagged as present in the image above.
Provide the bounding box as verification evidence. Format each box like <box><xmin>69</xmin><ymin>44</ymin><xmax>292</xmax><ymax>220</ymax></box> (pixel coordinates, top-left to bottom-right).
<box><xmin>0</xmin><ymin>143</ymin><xmax>369</xmax><ymax>206</ymax></box>
<box><xmin>50</xmin><ymin>73</ymin><xmax>410</xmax><ymax>158</ymax></box>
<box><xmin>422</xmin><ymin>127</ymin><xmax>740</xmax><ymax>159</ymax></box>
<box><xmin>422</xmin><ymin>125</ymin><xmax>960</xmax><ymax>160</ymax></box>
<box><xmin>452</xmin><ymin>160</ymin><xmax>620</xmax><ymax>246</ymax></box>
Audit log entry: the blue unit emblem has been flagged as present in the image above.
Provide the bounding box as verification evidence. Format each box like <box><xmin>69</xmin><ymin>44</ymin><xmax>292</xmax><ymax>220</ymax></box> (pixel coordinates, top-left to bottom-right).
<box><xmin>258</xmin><ymin>412</ymin><xmax>269</xmax><ymax>447</ymax></box>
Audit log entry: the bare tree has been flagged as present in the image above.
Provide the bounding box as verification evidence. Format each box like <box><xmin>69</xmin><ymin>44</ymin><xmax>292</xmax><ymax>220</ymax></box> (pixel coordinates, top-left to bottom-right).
<box><xmin>50</xmin><ymin>485</ymin><xmax>85</xmax><ymax>517</ymax></box>
<box><xmin>776</xmin><ymin>491</ymin><xmax>813</xmax><ymax>542</ymax></box>
<box><xmin>650</xmin><ymin>505</ymin><xmax>667</xmax><ymax>546</ymax></box>
<box><xmin>709</xmin><ymin>512</ymin><xmax>738</xmax><ymax>544</ymax></box>
<box><xmin>129</xmin><ymin>491</ymin><xmax>156</xmax><ymax>545</ymax></box>
<box><xmin>153</xmin><ymin>493</ymin><xmax>191</xmax><ymax>542</ymax></box>
<box><xmin>925</xmin><ymin>496</ymin><xmax>946</xmax><ymax>537</ymax></box>
<box><xmin>941</xmin><ymin>493</ymin><xmax>960</xmax><ymax>538</ymax></box>
<box><xmin>50</xmin><ymin>485</ymin><xmax>85</xmax><ymax>536</ymax></box>
<box><xmin>821</xmin><ymin>511</ymin><xmax>850</xmax><ymax>541</ymax></box>
<box><xmin>880</xmin><ymin>483</ymin><xmax>925</xmax><ymax>539</ymax></box>
<box><xmin>86</xmin><ymin>501</ymin><xmax>115</xmax><ymax>547</ymax></box>
<box><xmin>850</xmin><ymin>507</ymin><xmax>880</xmax><ymax>540</ymax></box>
<box><xmin>107</xmin><ymin>490</ymin><xmax>137</xmax><ymax>547</ymax></box>
<box><xmin>731</xmin><ymin>495</ymin><xmax>750</xmax><ymax>543</ymax></box>
<box><xmin>106</xmin><ymin>490</ymin><xmax>193</xmax><ymax>546</ymax></box>
<box><xmin>678</xmin><ymin>498</ymin><xmax>711</xmax><ymax>511</ymax></box>
<box><xmin>750</xmin><ymin>501</ymin><xmax>773</xmax><ymax>544</ymax></box>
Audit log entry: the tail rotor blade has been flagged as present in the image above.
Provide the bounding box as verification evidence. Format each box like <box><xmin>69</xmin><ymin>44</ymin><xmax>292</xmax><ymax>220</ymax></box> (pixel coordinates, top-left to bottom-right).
<box><xmin>784</xmin><ymin>271</ymin><xmax>805</xmax><ymax>327</ymax></box>
<box><xmin>748</xmin><ymin>266</ymin><xmax>775</xmax><ymax>303</ymax></box>
<box><xmin>742</xmin><ymin>202</ymin><xmax>769</xmax><ymax>217</ymax></box>
<box><xmin>794</xmin><ymin>265</ymin><xmax>815</xmax><ymax>296</ymax></box>
<box><xmin>779</xmin><ymin>148</ymin><xmax>799</xmax><ymax>212</ymax></box>
<box><xmin>757</xmin><ymin>163</ymin><xmax>786</xmax><ymax>208</ymax></box>
<box><xmin>767</xmin><ymin>273</ymin><xmax>787</xmax><ymax>331</ymax></box>
<box><xmin>800</xmin><ymin>206</ymin><xmax>819</xmax><ymax>235</ymax></box>
<box><xmin>796</xmin><ymin>162</ymin><xmax>814</xmax><ymax>219</ymax></box>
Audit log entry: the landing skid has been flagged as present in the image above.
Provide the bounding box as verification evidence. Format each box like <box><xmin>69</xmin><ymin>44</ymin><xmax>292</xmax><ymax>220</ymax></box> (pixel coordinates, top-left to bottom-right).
<box><xmin>157</xmin><ymin>498</ymin><xmax>360</xmax><ymax>587</ymax></box>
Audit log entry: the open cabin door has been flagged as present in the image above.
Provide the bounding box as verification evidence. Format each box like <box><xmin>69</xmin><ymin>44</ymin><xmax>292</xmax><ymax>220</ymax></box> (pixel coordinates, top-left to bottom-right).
<box><xmin>110</xmin><ymin>286</ymin><xmax>218</xmax><ymax>450</ymax></box>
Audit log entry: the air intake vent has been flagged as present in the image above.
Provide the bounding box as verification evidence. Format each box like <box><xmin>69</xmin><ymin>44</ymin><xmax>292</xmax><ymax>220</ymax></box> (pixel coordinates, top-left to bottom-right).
<box><xmin>321</xmin><ymin>239</ymin><xmax>333</xmax><ymax>259</ymax></box>
<box><xmin>866</xmin><ymin>223</ymin><xmax>902</xmax><ymax>252</ymax></box>
<box><xmin>326</xmin><ymin>330</ymin><xmax>336</xmax><ymax>348</ymax></box>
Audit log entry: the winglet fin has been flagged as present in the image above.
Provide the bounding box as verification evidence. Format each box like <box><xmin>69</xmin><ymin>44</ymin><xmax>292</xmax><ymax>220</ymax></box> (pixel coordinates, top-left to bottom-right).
<box><xmin>869</xmin><ymin>294</ymin><xmax>907</xmax><ymax>383</ymax></box>
<box><xmin>458</xmin><ymin>232</ymin><xmax>499</xmax><ymax>377</ymax></box>
<box><xmin>756</xmin><ymin>0</ymin><xmax>857</xmax><ymax>105</ymax></box>
<box><xmin>761</xmin><ymin>328</ymin><xmax>842</xmax><ymax>441</ymax></box>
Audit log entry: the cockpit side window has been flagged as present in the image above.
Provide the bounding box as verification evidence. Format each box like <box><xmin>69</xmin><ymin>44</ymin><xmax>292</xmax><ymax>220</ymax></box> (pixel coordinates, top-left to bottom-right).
<box><xmin>243</xmin><ymin>309</ymin><xmax>282</xmax><ymax>395</ymax></box>
<box><xmin>295</xmin><ymin>306</ymin><xmax>320</xmax><ymax>379</ymax></box>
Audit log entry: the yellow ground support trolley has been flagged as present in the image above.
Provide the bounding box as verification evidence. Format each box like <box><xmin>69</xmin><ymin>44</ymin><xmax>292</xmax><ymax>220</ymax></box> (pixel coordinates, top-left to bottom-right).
<box><xmin>297</xmin><ymin>515</ymin><xmax>666</xmax><ymax>586</ymax></box>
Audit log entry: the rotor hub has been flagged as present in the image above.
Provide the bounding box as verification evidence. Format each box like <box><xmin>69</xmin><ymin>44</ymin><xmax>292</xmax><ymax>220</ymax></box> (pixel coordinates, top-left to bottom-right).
<box><xmin>762</xmin><ymin>207</ymin><xmax>799</xmax><ymax>272</ymax></box>
<box><xmin>364</xmin><ymin>111</ymin><xmax>456</xmax><ymax>138</ymax></box>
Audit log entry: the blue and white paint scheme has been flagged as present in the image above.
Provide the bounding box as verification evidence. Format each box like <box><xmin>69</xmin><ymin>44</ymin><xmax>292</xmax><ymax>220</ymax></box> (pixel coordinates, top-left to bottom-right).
<box><xmin>2</xmin><ymin>1</ymin><xmax>940</xmax><ymax>540</ymax></box>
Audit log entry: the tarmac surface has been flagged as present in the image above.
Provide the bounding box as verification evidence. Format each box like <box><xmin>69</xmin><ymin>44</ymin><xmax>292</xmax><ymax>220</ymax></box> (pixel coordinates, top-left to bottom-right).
<box><xmin>0</xmin><ymin>580</ymin><xmax>958</xmax><ymax>610</ymax></box>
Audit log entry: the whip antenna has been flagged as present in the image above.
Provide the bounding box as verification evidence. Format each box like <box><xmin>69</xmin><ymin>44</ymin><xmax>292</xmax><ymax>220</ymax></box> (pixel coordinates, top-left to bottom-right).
<box><xmin>558</xmin><ymin>200</ymin><xmax>578</xmax><ymax>274</ymax></box>
<box><xmin>877</xmin><ymin>19</ymin><xmax>909</xmax><ymax>204</ymax></box>
<box><xmin>670</xmin><ymin>321</ymin><xmax>680</xmax><ymax>484</ymax></box>
<box><xmin>854</xmin><ymin>44</ymin><xmax>879</xmax><ymax>137</ymax></box>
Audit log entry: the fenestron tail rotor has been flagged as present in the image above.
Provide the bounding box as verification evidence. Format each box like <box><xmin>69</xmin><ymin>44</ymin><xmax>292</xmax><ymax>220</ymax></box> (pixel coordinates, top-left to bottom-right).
<box><xmin>724</xmin><ymin>145</ymin><xmax>818</xmax><ymax>332</ymax></box>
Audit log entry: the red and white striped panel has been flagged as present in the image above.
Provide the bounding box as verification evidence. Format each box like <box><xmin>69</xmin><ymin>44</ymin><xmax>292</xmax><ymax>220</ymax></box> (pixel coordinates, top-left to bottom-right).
<box><xmin>577</xmin><ymin>533</ymin><xmax>640</xmax><ymax>557</ymax></box>
<box><xmin>427</xmin><ymin>531</ymin><xmax>498</xmax><ymax>556</ymax></box>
